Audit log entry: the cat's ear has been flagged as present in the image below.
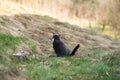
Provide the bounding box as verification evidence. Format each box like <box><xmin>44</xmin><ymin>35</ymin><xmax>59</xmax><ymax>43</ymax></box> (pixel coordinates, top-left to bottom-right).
<box><xmin>53</xmin><ymin>33</ymin><xmax>55</xmax><ymax>36</ymax></box>
<box><xmin>58</xmin><ymin>34</ymin><xmax>61</xmax><ymax>37</ymax></box>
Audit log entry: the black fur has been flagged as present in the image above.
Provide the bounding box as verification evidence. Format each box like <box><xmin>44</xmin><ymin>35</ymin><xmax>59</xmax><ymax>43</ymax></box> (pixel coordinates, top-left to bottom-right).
<box><xmin>52</xmin><ymin>34</ymin><xmax>80</xmax><ymax>57</ymax></box>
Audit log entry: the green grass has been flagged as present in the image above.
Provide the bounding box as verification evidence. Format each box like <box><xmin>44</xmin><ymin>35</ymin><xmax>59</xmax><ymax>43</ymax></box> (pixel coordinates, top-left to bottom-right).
<box><xmin>0</xmin><ymin>33</ymin><xmax>119</xmax><ymax>80</ymax></box>
<box><xmin>23</xmin><ymin>49</ymin><xmax>119</xmax><ymax>80</ymax></box>
<box><xmin>0</xmin><ymin>33</ymin><xmax>37</xmax><ymax>69</ymax></box>
<box><xmin>23</xmin><ymin>57</ymin><xmax>117</xmax><ymax>80</ymax></box>
<box><xmin>0</xmin><ymin>33</ymin><xmax>39</xmax><ymax>79</ymax></box>
<box><xmin>0</xmin><ymin>33</ymin><xmax>38</xmax><ymax>54</ymax></box>
<box><xmin>0</xmin><ymin>33</ymin><xmax>20</xmax><ymax>54</ymax></box>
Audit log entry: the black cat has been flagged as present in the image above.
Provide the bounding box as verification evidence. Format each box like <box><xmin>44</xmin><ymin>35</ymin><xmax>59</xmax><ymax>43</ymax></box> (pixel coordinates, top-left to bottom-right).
<box><xmin>52</xmin><ymin>34</ymin><xmax>80</xmax><ymax>57</ymax></box>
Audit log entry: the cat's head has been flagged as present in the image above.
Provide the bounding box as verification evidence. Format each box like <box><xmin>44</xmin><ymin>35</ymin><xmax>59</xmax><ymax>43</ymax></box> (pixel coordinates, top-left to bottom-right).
<box><xmin>52</xmin><ymin>33</ymin><xmax>61</xmax><ymax>42</ymax></box>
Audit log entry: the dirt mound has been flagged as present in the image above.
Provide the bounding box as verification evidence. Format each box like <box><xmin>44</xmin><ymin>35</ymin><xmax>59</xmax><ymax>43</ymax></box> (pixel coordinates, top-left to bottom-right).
<box><xmin>0</xmin><ymin>14</ymin><xmax>120</xmax><ymax>53</ymax></box>
<box><xmin>0</xmin><ymin>0</ymin><xmax>119</xmax><ymax>53</ymax></box>
<box><xmin>0</xmin><ymin>67</ymin><xmax>27</xmax><ymax>80</ymax></box>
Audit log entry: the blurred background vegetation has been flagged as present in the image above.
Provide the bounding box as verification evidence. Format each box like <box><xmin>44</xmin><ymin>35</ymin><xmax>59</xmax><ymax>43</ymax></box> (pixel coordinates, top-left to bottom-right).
<box><xmin>11</xmin><ymin>0</ymin><xmax>120</xmax><ymax>39</ymax></box>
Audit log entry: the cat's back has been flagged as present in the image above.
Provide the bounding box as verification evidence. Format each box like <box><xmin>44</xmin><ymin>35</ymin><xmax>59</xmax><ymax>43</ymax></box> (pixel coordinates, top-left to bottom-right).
<box><xmin>53</xmin><ymin>40</ymin><xmax>71</xmax><ymax>56</ymax></box>
<box><xmin>53</xmin><ymin>39</ymin><xmax>65</xmax><ymax>49</ymax></box>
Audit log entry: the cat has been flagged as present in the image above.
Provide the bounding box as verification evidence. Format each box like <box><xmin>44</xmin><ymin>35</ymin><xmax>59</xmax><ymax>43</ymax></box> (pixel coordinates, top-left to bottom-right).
<box><xmin>52</xmin><ymin>33</ymin><xmax>80</xmax><ymax>57</ymax></box>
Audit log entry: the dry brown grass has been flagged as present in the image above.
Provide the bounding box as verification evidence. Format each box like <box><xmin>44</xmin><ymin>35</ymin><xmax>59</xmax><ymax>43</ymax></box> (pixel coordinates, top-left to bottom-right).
<box><xmin>0</xmin><ymin>68</ymin><xmax>27</xmax><ymax>80</ymax></box>
<box><xmin>0</xmin><ymin>1</ymin><xmax>120</xmax><ymax>79</ymax></box>
<box><xmin>0</xmin><ymin>0</ymin><xmax>119</xmax><ymax>54</ymax></box>
<box><xmin>0</xmin><ymin>14</ymin><xmax>120</xmax><ymax>53</ymax></box>
<box><xmin>9</xmin><ymin>0</ymin><xmax>120</xmax><ymax>27</ymax></box>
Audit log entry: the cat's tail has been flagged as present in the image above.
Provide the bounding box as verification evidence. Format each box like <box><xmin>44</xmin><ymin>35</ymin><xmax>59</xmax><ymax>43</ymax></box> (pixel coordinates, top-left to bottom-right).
<box><xmin>70</xmin><ymin>44</ymin><xmax>80</xmax><ymax>56</ymax></box>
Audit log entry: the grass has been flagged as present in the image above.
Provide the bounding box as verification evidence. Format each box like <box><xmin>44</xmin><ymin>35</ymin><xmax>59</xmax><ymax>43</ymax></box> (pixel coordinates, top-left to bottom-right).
<box><xmin>23</xmin><ymin>49</ymin><xmax>119</xmax><ymax>80</ymax></box>
<box><xmin>0</xmin><ymin>0</ymin><xmax>120</xmax><ymax>79</ymax></box>
<box><xmin>0</xmin><ymin>33</ymin><xmax>37</xmax><ymax>70</ymax></box>
<box><xmin>88</xmin><ymin>24</ymin><xmax>120</xmax><ymax>40</ymax></box>
<box><xmin>0</xmin><ymin>34</ymin><xmax>119</xmax><ymax>80</ymax></box>
<box><xmin>0</xmin><ymin>33</ymin><xmax>21</xmax><ymax>54</ymax></box>
<box><xmin>0</xmin><ymin>33</ymin><xmax>38</xmax><ymax>54</ymax></box>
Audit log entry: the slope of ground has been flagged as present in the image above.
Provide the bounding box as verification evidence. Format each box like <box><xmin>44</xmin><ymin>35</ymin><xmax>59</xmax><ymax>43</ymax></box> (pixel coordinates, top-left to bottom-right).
<box><xmin>0</xmin><ymin>13</ymin><xmax>120</xmax><ymax>80</ymax></box>
<box><xmin>0</xmin><ymin>0</ymin><xmax>120</xmax><ymax>80</ymax></box>
<box><xmin>0</xmin><ymin>14</ymin><xmax>120</xmax><ymax>52</ymax></box>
